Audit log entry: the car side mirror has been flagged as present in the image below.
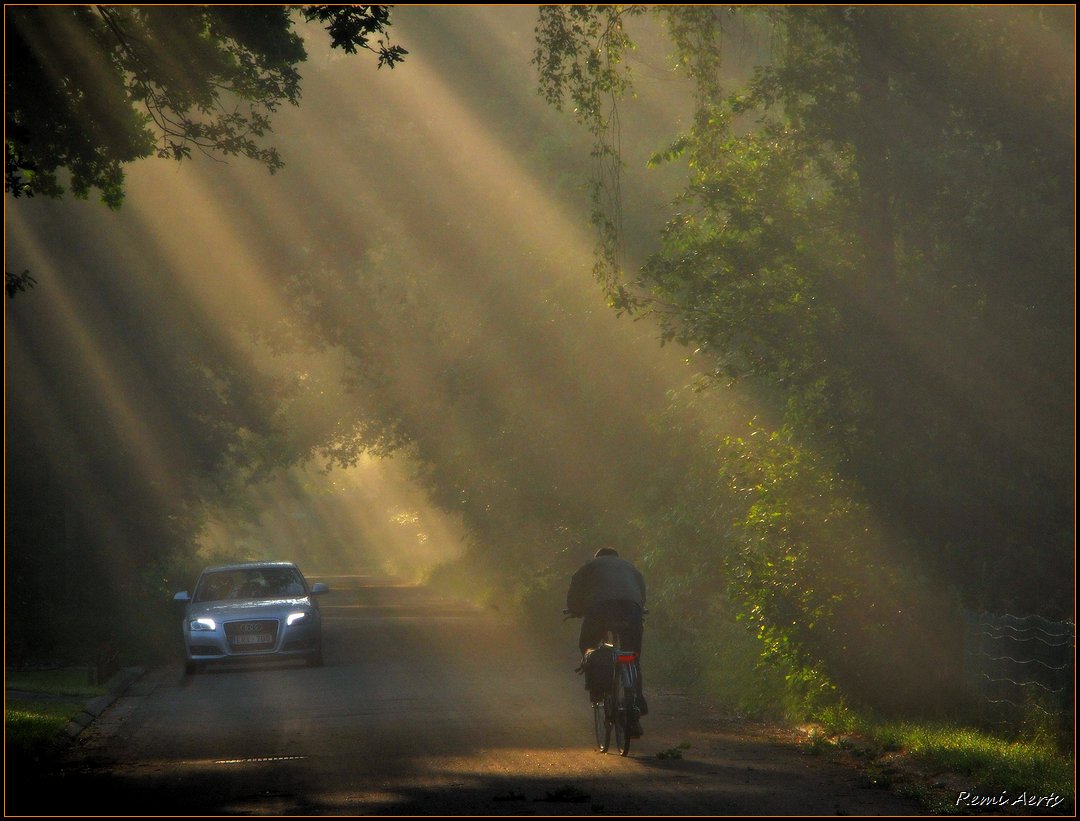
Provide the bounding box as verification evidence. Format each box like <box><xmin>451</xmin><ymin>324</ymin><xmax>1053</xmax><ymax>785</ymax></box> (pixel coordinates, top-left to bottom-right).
<box><xmin>310</xmin><ymin>582</ymin><xmax>329</xmax><ymax>596</ymax></box>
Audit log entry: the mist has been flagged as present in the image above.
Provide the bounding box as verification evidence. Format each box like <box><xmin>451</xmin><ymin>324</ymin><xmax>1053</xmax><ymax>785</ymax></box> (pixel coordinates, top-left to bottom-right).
<box><xmin>6</xmin><ymin>6</ymin><xmax>1072</xmax><ymax>724</ymax></box>
<box><xmin>6</xmin><ymin>6</ymin><xmax>708</xmax><ymax>651</ymax></box>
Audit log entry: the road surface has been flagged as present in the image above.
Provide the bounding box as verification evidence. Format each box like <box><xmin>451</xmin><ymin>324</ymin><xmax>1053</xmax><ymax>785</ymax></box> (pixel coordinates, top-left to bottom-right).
<box><xmin>10</xmin><ymin>575</ymin><xmax>922</xmax><ymax>815</ymax></box>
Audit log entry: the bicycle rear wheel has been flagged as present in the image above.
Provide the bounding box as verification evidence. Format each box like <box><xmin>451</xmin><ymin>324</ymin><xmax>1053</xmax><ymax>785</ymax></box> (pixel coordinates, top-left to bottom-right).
<box><xmin>613</xmin><ymin>665</ymin><xmax>631</xmax><ymax>756</ymax></box>
<box><xmin>594</xmin><ymin>694</ymin><xmax>613</xmax><ymax>752</ymax></box>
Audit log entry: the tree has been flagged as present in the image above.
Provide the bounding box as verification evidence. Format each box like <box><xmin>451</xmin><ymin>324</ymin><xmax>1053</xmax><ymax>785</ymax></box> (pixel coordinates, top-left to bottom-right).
<box><xmin>5</xmin><ymin>5</ymin><xmax>406</xmax><ymax>209</ymax></box>
<box><xmin>535</xmin><ymin>5</ymin><xmax>1074</xmax><ymax>714</ymax></box>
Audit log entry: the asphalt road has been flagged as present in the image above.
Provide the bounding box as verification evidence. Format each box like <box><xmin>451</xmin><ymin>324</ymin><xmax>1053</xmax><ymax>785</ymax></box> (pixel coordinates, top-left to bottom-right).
<box><xmin>10</xmin><ymin>575</ymin><xmax>922</xmax><ymax>816</ymax></box>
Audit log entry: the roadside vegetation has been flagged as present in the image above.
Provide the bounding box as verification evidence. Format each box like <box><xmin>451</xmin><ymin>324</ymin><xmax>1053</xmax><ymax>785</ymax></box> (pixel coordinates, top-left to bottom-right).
<box><xmin>7</xmin><ymin>667</ymin><xmax>107</xmax><ymax>697</ymax></box>
<box><xmin>5</xmin><ymin>668</ymin><xmax>104</xmax><ymax>762</ymax></box>
<box><xmin>803</xmin><ymin>704</ymin><xmax>1075</xmax><ymax>813</ymax></box>
<box><xmin>6</xmin><ymin>700</ymin><xmax>84</xmax><ymax>759</ymax></box>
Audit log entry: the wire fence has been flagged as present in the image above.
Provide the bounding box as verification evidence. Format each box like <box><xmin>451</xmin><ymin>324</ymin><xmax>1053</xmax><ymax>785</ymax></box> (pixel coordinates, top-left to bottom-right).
<box><xmin>963</xmin><ymin>611</ymin><xmax>1074</xmax><ymax>731</ymax></box>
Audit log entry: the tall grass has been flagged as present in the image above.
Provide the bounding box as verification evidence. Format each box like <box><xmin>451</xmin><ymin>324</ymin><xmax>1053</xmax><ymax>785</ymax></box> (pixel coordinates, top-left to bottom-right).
<box><xmin>815</xmin><ymin>704</ymin><xmax>1073</xmax><ymax>805</ymax></box>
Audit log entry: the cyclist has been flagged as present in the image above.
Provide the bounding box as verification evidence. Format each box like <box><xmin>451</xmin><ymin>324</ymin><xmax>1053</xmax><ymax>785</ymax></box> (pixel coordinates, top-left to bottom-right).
<box><xmin>566</xmin><ymin>546</ymin><xmax>648</xmax><ymax>736</ymax></box>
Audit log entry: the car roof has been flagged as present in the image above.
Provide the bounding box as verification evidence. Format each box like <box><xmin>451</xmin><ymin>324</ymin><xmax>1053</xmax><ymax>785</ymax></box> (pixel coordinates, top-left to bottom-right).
<box><xmin>200</xmin><ymin>561</ymin><xmax>301</xmax><ymax>574</ymax></box>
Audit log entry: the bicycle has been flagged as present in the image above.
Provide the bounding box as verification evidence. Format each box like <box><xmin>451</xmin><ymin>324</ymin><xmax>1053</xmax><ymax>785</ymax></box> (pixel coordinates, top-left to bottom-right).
<box><xmin>592</xmin><ymin>639</ymin><xmax>641</xmax><ymax>755</ymax></box>
<box><xmin>566</xmin><ymin>608</ymin><xmax>645</xmax><ymax>757</ymax></box>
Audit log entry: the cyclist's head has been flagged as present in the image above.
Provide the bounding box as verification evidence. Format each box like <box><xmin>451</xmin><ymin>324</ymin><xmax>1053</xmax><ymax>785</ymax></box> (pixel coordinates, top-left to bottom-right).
<box><xmin>595</xmin><ymin>547</ymin><xmax>619</xmax><ymax>558</ymax></box>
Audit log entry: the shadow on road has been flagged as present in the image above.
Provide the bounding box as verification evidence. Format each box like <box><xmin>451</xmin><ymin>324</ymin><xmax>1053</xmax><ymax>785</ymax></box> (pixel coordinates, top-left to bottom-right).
<box><xmin>6</xmin><ymin>576</ymin><xmax>926</xmax><ymax>817</ymax></box>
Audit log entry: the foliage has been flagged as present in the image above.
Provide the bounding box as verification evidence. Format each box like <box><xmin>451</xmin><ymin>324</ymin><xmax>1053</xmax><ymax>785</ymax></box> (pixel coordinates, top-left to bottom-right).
<box><xmin>5</xmin><ymin>5</ymin><xmax>404</xmax><ymax>208</ymax></box>
<box><xmin>535</xmin><ymin>5</ymin><xmax>1073</xmax><ymax>717</ymax></box>
<box><xmin>4</xmin><ymin>6</ymin><xmax>408</xmax><ymax>662</ymax></box>
<box><xmin>5</xmin><ymin>7</ymin><xmax>1071</xmax><ymax>739</ymax></box>
<box><xmin>656</xmin><ymin>742</ymin><xmax>692</xmax><ymax>760</ymax></box>
<box><xmin>5</xmin><ymin>226</ymin><xmax>312</xmax><ymax>663</ymax></box>
<box><xmin>6</xmin><ymin>269</ymin><xmax>37</xmax><ymax>298</ymax></box>
<box><xmin>533</xmin><ymin>5</ymin><xmax>647</xmax><ymax>299</ymax></box>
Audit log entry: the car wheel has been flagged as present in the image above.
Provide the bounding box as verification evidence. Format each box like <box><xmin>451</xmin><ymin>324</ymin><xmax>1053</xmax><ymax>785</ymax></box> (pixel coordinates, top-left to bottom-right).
<box><xmin>306</xmin><ymin>646</ymin><xmax>324</xmax><ymax>668</ymax></box>
<box><xmin>184</xmin><ymin>659</ymin><xmax>199</xmax><ymax>675</ymax></box>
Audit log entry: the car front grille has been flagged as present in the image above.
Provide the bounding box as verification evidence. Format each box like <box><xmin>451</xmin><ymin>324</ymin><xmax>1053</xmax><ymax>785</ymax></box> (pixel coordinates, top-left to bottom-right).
<box><xmin>224</xmin><ymin>619</ymin><xmax>279</xmax><ymax>652</ymax></box>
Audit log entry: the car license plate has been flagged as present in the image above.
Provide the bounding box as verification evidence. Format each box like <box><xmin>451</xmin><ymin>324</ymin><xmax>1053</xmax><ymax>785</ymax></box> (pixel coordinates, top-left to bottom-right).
<box><xmin>233</xmin><ymin>633</ymin><xmax>272</xmax><ymax>645</ymax></box>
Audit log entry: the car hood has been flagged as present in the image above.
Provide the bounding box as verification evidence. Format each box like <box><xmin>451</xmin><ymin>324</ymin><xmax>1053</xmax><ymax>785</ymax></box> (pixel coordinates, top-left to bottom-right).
<box><xmin>188</xmin><ymin>598</ymin><xmax>314</xmax><ymax>620</ymax></box>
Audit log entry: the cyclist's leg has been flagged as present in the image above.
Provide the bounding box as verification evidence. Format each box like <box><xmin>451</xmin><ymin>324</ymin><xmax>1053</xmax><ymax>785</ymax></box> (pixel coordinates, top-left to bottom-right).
<box><xmin>617</xmin><ymin>602</ymin><xmax>648</xmax><ymax>719</ymax></box>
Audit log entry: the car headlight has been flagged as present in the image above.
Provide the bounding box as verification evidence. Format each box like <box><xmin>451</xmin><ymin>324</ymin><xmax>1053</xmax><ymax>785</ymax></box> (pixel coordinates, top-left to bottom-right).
<box><xmin>286</xmin><ymin>611</ymin><xmax>309</xmax><ymax>626</ymax></box>
<box><xmin>189</xmin><ymin>617</ymin><xmax>217</xmax><ymax>631</ymax></box>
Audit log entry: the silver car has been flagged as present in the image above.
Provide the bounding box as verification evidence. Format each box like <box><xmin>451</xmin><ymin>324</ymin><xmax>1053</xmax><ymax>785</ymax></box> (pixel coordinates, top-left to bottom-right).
<box><xmin>174</xmin><ymin>561</ymin><xmax>328</xmax><ymax>674</ymax></box>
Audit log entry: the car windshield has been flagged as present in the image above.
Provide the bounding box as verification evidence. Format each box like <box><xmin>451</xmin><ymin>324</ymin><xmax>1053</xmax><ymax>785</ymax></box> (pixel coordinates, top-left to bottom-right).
<box><xmin>194</xmin><ymin>568</ymin><xmax>307</xmax><ymax>603</ymax></box>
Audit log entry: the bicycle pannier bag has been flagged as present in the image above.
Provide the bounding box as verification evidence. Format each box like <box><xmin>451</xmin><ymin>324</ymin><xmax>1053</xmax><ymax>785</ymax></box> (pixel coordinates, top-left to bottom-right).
<box><xmin>580</xmin><ymin>646</ymin><xmax>614</xmax><ymax>698</ymax></box>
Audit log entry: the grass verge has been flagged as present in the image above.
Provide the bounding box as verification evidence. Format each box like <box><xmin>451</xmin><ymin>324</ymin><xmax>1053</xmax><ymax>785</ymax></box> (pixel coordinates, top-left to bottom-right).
<box><xmin>6</xmin><ymin>700</ymin><xmax>85</xmax><ymax>759</ymax></box>
<box><xmin>7</xmin><ymin>666</ymin><xmax>106</xmax><ymax>699</ymax></box>
<box><xmin>808</xmin><ymin>706</ymin><xmax>1074</xmax><ymax>814</ymax></box>
<box><xmin>872</xmin><ymin>722</ymin><xmax>1072</xmax><ymax>798</ymax></box>
<box><xmin>6</xmin><ymin>667</ymin><xmax>106</xmax><ymax>760</ymax></box>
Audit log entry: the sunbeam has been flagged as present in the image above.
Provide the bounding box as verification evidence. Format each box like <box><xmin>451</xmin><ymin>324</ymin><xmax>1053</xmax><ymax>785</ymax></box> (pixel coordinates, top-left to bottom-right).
<box><xmin>6</xmin><ymin>6</ymin><xmax>1072</xmax><ymax>746</ymax></box>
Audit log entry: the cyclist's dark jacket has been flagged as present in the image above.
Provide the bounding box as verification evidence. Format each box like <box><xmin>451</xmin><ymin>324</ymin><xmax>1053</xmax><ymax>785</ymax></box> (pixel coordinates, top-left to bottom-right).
<box><xmin>566</xmin><ymin>554</ymin><xmax>646</xmax><ymax>616</ymax></box>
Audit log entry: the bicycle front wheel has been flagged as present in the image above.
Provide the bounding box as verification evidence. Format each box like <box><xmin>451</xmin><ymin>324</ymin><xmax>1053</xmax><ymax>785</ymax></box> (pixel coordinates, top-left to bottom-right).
<box><xmin>594</xmin><ymin>694</ymin><xmax>613</xmax><ymax>752</ymax></box>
